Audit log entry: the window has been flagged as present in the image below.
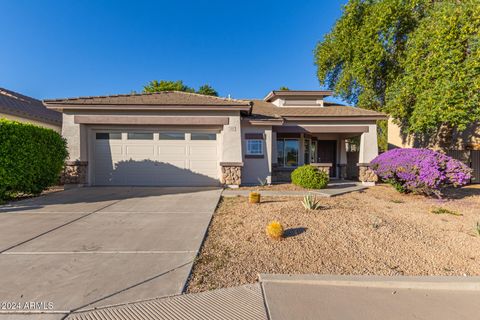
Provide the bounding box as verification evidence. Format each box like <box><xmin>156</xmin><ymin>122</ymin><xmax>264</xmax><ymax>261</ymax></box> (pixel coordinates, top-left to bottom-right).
<box><xmin>127</xmin><ymin>132</ymin><xmax>153</xmax><ymax>140</ymax></box>
<box><xmin>191</xmin><ymin>133</ymin><xmax>216</xmax><ymax>140</ymax></box>
<box><xmin>159</xmin><ymin>132</ymin><xmax>185</xmax><ymax>140</ymax></box>
<box><xmin>310</xmin><ymin>140</ymin><xmax>317</xmax><ymax>163</ymax></box>
<box><xmin>277</xmin><ymin>139</ymin><xmax>299</xmax><ymax>167</ymax></box>
<box><xmin>96</xmin><ymin>132</ymin><xmax>122</xmax><ymax>140</ymax></box>
<box><xmin>246</xmin><ymin>140</ymin><xmax>263</xmax><ymax>156</ymax></box>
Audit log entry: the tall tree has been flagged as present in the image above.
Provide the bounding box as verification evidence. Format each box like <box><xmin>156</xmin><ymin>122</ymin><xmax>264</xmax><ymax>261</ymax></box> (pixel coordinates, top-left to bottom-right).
<box><xmin>197</xmin><ymin>84</ymin><xmax>218</xmax><ymax>96</ymax></box>
<box><xmin>315</xmin><ymin>0</ymin><xmax>480</xmax><ymax>147</ymax></box>
<box><xmin>143</xmin><ymin>80</ymin><xmax>219</xmax><ymax>96</ymax></box>
<box><xmin>143</xmin><ymin>80</ymin><xmax>195</xmax><ymax>93</ymax></box>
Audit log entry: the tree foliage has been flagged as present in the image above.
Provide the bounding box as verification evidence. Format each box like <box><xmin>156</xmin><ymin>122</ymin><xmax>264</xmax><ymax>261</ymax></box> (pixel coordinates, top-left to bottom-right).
<box><xmin>143</xmin><ymin>80</ymin><xmax>195</xmax><ymax>93</ymax></box>
<box><xmin>143</xmin><ymin>80</ymin><xmax>218</xmax><ymax>96</ymax></box>
<box><xmin>315</xmin><ymin>0</ymin><xmax>480</xmax><ymax>145</ymax></box>
<box><xmin>197</xmin><ymin>84</ymin><xmax>218</xmax><ymax>96</ymax></box>
<box><xmin>279</xmin><ymin>86</ymin><xmax>290</xmax><ymax>90</ymax></box>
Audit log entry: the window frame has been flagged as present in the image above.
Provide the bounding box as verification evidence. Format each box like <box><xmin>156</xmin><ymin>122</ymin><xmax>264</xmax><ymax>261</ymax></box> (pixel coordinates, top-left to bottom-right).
<box><xmin>159</xmin><ymin>132</ymin><xmax>185</xmax><ymax>140</ymax></box>
<box><xmin>246</xmin><ymin>139</ymin><xmax>264</xmax><ymax>157</ymax></box>
<box><xmin>276</xmin><ymin>138</ymin><xmax>299</xmax><ymax>167</ymax></box>
<box><xmin>96</xmin><ymin>132</ymin><xmax>122</xmax><ymax>140</ymax></box>
<box><xmin>127</xmin><ymin>132</ymin><xmax>154</xmax><ymax>140</ymax></box>
<box><xmin>190</xmin><ymin>132</ymin><xmax>217</xmax><ymax>141</ymax></box>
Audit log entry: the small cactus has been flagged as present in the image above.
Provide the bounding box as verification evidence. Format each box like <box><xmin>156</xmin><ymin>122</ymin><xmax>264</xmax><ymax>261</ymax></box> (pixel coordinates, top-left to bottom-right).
<box><xmin>476</xmin><ymin>221</ymin><xmax>480</xmax><ymax>236</ymax></box>
<box><xmin>249</xmin><ymin>192</ymin><xmax>261</xmax><ymax>204</ymax></box>
<box><xmin>266</xmin><ymin>221</ymin><xmax>284</xmax><ymax>240</ymax></box>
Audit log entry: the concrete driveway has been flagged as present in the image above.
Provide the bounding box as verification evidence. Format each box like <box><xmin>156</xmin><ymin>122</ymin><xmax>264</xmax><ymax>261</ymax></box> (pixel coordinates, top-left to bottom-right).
<box><xmin>0</xmin><ymin>187</ymin><xmax>222</xmax><ymax>317</ymax></box>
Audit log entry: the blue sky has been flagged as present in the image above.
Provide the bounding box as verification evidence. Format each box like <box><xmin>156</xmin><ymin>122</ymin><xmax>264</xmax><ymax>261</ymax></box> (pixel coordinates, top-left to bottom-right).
<box><xmin>1</xmin><ymin>0</ymin><xmax>346</xmax><ymax>100</ymax></box>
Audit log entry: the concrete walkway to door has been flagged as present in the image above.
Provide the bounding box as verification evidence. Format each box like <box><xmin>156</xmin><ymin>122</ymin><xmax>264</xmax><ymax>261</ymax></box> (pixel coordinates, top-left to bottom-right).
<box><xmin>0</xmin><ymin>187</ymin><xmax>222</xmax><ymax>319</ymax></box>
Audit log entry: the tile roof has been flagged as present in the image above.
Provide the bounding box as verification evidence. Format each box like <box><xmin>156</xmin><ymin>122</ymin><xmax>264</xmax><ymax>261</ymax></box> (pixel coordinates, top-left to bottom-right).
<box><xmin>264</xmin><ymin>90</ymin><xmax>334</xmax><ymax>101</ymax></box>
<box><xmin>248</xmin><ymin>99</ymin><xmax>386</xmax><ymax>119</ymax></box>
<box><xmin>44</xmin><ymin>91</ymin><xmax>251</xmax><ymax>106</ymax></box>
<box><xmin>0</xmin><ymin>88</ymin><xmax>62</xmax><ymax>125</ymax></box>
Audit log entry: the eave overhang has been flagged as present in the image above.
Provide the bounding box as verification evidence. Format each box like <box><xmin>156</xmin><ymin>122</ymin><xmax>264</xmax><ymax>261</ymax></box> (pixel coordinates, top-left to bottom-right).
<box><xmin>44</xmin><ymin>103</ymin><xmax>252</xmax><ymax>113</ymax></box>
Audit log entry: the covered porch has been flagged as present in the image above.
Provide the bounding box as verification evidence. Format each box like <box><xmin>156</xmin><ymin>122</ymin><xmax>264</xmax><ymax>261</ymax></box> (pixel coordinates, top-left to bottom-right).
<box><xmin>271</xmin><ymin>123</ymin><xmax>378</xmax><ymax>183</ymax></box>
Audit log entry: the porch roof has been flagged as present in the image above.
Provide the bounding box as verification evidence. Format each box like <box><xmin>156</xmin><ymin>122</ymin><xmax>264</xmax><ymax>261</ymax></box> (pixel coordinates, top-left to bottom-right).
<box><xmin>246</xmin><ymin>100</ymin><xmax>386</xmax><ymax>121</ymax></box>
<box><xmin>274</xmin><ymin>125</ymin><xmax>370</xmax><ymax>133</ymax></box>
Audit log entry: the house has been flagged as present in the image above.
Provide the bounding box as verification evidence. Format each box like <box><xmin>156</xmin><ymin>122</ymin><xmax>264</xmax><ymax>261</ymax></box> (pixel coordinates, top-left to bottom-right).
<box><xmin>0</xmin><ymin>87</ymin><xmax>62</xmax><ymax>132</ymax></box>
<box><xmin>388</xmin><ymin>117</ymin><xmax>480</xmax><ymax>150</ymax></box>
<box><xmin>43</xmin><ymin>90</ymin><xmax>386</xmax><ymax>187</ymax></box>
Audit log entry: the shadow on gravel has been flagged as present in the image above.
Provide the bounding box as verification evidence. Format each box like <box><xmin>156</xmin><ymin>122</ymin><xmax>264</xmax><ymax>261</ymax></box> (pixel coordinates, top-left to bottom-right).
<box><xmin>442</xmin><ymin>185</ymin><xmax>480</xmax><ymax>200</ymax></box>
<box><xmin>284</xmin><ymin>227</ymin><xmax>307</xmax><ymax>238</ymax></box>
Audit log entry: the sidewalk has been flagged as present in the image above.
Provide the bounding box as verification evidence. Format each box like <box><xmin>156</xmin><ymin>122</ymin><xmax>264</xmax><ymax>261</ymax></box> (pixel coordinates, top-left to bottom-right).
<box><xmin>223</xmin><ymin>181</ymin><xmax>367</xmax><ymax>198</ymax></box>
<box><xmin>65</xmin><ymin>275</ymin><xmax>480</xmax><ymax>320</ymax></box>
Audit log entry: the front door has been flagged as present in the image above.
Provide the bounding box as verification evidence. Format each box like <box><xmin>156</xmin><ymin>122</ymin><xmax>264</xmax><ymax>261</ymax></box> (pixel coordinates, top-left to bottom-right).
<box><xmin>317</xmin><ymin>140</ymin><xmax>336</xmax><ymax>177</ymax></box>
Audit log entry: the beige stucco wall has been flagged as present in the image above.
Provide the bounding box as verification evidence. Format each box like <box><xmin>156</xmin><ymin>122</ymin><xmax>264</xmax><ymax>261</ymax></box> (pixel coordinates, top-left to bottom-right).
<box><xmin>388</xmin><ymin>117</ymin><xmax>413</xmax><ymax>149</ymax></box>
<box><xmin>241</xmin><ymin>124</ymin><xmax>273</xmax><ymax>185</ymax></box>
<box><xmin>0</xmin><ymin>112</ymin><xmax>61</xmax><ymax>132</ymax></box>
<box><xmin>359</xmin><ymin>123</ymin><xmax>379</xmax><ymax>163</ymax></box>
<box><xmin>388</xmin><ymin>117</ymin><xmax>480</xmax><ymax>150</ymax></box>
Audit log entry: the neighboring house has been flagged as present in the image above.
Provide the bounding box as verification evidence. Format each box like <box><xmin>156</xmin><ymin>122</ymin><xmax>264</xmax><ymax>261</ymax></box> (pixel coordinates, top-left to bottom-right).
<box><xmin>43</xmin><ymin>90</ymin><xmax>386</xmax><ymax>187</ymax></box>
<box><xmin>0</xmin><ymin>87</ymin><xmax>62</xmax><ymax>132</ymax></box>
<box><xmin>388</xmin><ymin>117</ymin><xmax>480</xmax><ymax>150</ymax></box>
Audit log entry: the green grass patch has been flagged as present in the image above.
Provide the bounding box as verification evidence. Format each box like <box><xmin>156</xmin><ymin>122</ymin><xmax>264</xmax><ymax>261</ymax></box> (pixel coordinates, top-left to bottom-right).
<box><xmin>430</xmin><ymin>207</ymin><xmax>462</xmax><ymax>216</ymax></box>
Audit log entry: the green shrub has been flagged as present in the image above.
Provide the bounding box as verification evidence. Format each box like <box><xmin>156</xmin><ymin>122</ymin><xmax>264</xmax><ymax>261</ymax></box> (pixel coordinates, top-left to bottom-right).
<box><xmin>291</xmin><ymin>165</ymin><xmax>329</xmax><ymax>189</ymax></box>
<box><xmin>0</xmin><ymin>119</ymin><xmax>68</xmax><ymax>200</ymax></box>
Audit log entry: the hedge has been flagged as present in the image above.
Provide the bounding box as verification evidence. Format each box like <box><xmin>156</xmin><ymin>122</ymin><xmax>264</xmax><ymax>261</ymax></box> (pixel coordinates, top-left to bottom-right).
<box><xmin>0</xmin><ymin>119</ymin><xmax>68</xmax><ymax>200</ymax></box>
<box><xmin>291</xmin><ymin>165</ymin><xmax>329</xmax><ymax>189</ymax></box>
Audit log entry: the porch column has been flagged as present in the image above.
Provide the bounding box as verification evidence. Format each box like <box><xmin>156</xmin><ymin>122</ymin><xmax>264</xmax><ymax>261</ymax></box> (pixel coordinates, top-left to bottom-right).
<box><xmin>265</xmin><ymin>128</ymin><xmax>273</xmax><ymax>184</ymax></box>
<box><xmin>220</xmin><ymin>114</ymin><xmax>243</xmax><ymax>187</ymax></box>
<box><xmin>358</xmin><ymin>123</ymin><xmax>379</xmax><ymax>186</ymax></box>
<box><xmin>359</xmin><ymin>124</ymin><xmax>378</xmax><ymax>163</ymax></box>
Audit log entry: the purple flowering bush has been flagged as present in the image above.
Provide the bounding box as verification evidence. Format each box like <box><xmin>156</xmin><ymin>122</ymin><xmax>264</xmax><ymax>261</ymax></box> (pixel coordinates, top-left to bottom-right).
<box><xmin>370</xmin><ymin>148</ymin><xmax>472</xmax><ymax>197</ymax></box>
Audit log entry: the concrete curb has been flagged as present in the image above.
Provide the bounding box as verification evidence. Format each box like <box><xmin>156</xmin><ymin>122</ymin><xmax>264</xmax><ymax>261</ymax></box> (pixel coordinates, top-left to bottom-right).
<box><xmin>259</xmin><ymin>274</ymin><xmax>480</xmax><ymax>291</ymax></box>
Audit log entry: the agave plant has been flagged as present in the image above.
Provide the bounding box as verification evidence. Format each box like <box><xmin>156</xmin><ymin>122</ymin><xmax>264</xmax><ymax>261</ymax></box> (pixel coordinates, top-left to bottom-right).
<box><xmin>302</xmin><ymin>194</ymin><xmax>322</xmax><ymax>210</ymax></box>
<box><xmin>257</xmin><ymin>177</ymin><xmax>268</xmax><ymax>186</ymax></box>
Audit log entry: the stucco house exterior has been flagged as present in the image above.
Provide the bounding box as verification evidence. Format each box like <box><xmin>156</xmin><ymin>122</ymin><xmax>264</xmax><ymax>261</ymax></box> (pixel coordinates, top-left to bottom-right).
<box><xmin>44</xmin><ymin>90</ymin><xmax>386</xmax><ymax>187</ymax></box>
<box><xmin>0</xmin><ymin>87</ymin><xmax>62</xmax><ymax>132</ymax></box>
<box><xmin>388</xmin><ymin>117</ymin><xmax>480</xmax><ymax>151</ymax></box>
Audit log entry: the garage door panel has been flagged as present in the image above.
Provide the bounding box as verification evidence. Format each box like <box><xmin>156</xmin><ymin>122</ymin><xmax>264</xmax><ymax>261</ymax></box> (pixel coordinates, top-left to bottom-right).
<box><xmin>95</xmin><ymin>144</ymin><xmax>123</xmax><ymax>156</ymax></box>
<box><xmin>158</xmin><ymin>146</ymin><xmax>188</xmax><ymax>160</ymax></box>
<box><xmin>153</xmin><ymin>161</ymin><xmax>188</xmax><ymax>171</ymax></box>
<box><xmin>125</xmin><ymin>145</ymin><xmax>155</xmax><ymax>156</ymax></box>
<box><xmin>94</xmin><ymin>131</ymin><xmax>219</xmax><ymax>186</ymax></box>
<box><xmin>189</xmin><ymin>145</ymin><xmax>217</xmax><ymax>159</ymax></box>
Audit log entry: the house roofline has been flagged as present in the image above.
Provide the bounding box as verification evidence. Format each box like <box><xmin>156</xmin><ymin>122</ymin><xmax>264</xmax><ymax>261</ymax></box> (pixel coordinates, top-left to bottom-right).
<box><xmin>44</xmin><ymin>103</ymin><xmax>252</xmax><ymax>113</ymax></box>
<box><xmin>264</xmin><ymin>90</ymin><xmax>334</xmax><ymax>102</ymax></box>
<box><xmin>282</xmin><ymin>115</ymin><xmax>387</xmax><ymax>121</ymax></box>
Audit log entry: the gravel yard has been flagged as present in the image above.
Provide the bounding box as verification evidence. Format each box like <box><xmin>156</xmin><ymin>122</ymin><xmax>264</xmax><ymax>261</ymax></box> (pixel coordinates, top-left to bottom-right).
<box><xmin>187</xmin><ymin>184</ymin><xmax>480</xmax><ymax>293</ymax></box>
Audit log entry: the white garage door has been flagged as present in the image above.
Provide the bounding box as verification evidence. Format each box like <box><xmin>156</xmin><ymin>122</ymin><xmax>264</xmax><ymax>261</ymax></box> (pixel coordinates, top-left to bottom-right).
<box><xmin>93</xmin><ymin>131</ymin><xmax>219</xmax><ymax>186</ymax></box>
